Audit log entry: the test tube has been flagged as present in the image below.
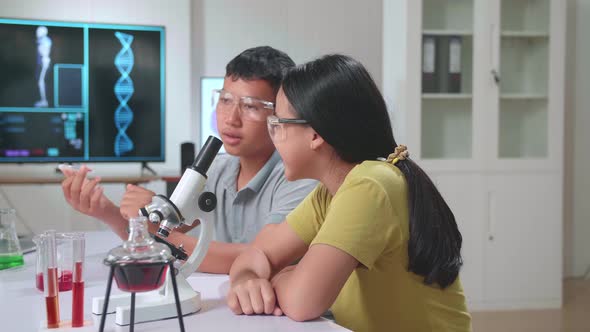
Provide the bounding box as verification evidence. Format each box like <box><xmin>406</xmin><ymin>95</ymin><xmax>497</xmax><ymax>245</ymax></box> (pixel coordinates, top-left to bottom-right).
<box><xmin>71</xmin><ymin>233</ymin><xmax>85</xmax><ymax>327</ymax></box>
<box><xmin>43</xmin><ymin>230</ymin><xmax>60</xmax><ymax>328</ymax></box>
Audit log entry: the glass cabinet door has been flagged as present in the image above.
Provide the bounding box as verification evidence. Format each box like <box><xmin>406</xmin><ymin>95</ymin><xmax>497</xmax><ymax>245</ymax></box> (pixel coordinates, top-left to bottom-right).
<box><xmin>421</xmin><ymin>0</ymin><xmax>474</xmax><ymax>159</ymax></box>
<box><xmin>498</xmin><ymin>0</ymin><xmax>550</xmax><ymax>158</ymax></box>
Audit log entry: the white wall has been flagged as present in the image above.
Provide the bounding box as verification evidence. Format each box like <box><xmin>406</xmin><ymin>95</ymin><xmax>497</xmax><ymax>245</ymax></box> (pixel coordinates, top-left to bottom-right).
<box><xmin>565</xmin><ymin>0</ymin><xmax>590</xmax><ymax>277</ymax></box>
<box><xmin>191</xmin><ymin>0</ymin><xmax>384</xmax><ymax>145</ymax></box>
<box><xmin>382</xmin><ymin>0</ymin><xmax>409</xmax><ymax>146</ymax></box>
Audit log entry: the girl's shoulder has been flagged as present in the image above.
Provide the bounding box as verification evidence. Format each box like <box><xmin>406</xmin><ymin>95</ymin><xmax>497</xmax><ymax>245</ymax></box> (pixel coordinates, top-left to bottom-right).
<box><xmin>336</xmin><ymin>161</ymin><xmax>408</xmax><ymax>205</ymax></box>
<box><xmin>349</xmin><ymin>160</ymin><xmax>406</xmax><ymax>188</ymax></box>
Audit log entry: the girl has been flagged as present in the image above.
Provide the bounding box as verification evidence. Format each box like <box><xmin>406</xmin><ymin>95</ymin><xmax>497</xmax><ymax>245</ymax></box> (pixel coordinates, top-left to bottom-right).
<box><xmin>226</xmin><ymin>54</ymin><xmax>471</xmax><ymax>332</ymax></box>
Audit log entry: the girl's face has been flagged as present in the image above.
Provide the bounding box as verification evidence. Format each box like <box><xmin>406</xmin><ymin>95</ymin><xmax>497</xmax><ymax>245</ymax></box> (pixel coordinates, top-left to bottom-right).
<box><xmin>269</xmin><ymin>88</ymin><xmax>316</xmax><ymax>181</ymax></box>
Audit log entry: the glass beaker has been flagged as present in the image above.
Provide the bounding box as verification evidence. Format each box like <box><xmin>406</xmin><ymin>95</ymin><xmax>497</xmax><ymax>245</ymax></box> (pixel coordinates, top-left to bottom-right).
<box><xmin>34</xmin><ymin>232</ymin><xmax>75</xmax><ymax>292</ymax></box>
<box><xmin>0</xmin><ymin>208</ymin><xmax>24</xmax><ymax>270</ymax></box>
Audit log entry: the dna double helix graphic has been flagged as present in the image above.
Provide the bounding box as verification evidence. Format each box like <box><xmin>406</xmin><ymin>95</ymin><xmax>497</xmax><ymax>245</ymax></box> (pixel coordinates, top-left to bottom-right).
<box><xmin>114</xmin><ymin>32</ymin><xmax>135</xmax><ymax>156</ymax></box>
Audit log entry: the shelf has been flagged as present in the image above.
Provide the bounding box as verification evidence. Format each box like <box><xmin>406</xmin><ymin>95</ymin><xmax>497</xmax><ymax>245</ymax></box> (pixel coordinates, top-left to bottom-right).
<box><xmin>423</xmin><ymin>0</ymin><xmax>473</xmax><ymax>32</ymax></box>
<box><xmin>499</xmin><ymin>99</ymin><xmax>547</xmax><ymax>158</ymax></box>
<box><xmin>501</xmin><ymin>31</ymin><xmax>549</xmax><ymax>38</ymax></box>
<box><xmin>421</xmin><ymin>98</ymin><xmax>472</xmax><ymax>159</ymax></box>
<box><xmin>422</xmin><ymin>93</ymin><xmax>472</xmax><ymax>100</ymax></box>
<box><xmin>500</xmin><ymin>94</ymin><xmax>548</xmax><ymax>100</ymax></box>
<box><xmin>423</xmin><ymin>29</ymin><xmax>473</xmax><ymax>36</ymax></box>
<box><xmin>501</xmin><ymin>0</ymin><xmax>550</xmax><ymax>32</ymax></box>
<box><xmin>500</xmin><ymin>37</ymin><xmax>548</xmax><ymax>95</ymax></box>
<box><xmin>421</xmin><ymin>35</ymin><xmax>473</xmax><ymax>94</ymax></box>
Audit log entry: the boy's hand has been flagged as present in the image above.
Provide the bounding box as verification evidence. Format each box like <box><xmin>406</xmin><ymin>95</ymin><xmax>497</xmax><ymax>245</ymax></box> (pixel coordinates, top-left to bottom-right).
<box><xmin>60</xmin><ymin>165</ymin><xmax>118</xmax><ymax>221</ymax></box>
<box><xmin>120</xmin><ymin>184</ymin><xmax>155</xmax><ymax>220</ymax></box>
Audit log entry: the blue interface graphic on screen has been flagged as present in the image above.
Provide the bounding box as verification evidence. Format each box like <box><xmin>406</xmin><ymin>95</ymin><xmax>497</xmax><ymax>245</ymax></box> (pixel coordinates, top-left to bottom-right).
<box><xmin>113</xmin><ymin>32</ymin><xmax>135</xmax><ymax>157</ymax></box>
<box><xmin>0</xmin><ymin>19</ymin><xmax>165</xmax><ymax>162</ymax></box>
<box><xmin>200</xmin><ymin>77</ymin><xmax>225</xmax><ymax>154</ymax></box>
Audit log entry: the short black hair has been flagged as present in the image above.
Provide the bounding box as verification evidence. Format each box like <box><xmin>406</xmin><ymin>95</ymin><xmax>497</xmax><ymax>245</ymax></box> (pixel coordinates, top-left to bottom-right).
<box><xmin>225</xmin><ymin>46</ymin><xmax>295</xmax><ymax>92</ymax></box>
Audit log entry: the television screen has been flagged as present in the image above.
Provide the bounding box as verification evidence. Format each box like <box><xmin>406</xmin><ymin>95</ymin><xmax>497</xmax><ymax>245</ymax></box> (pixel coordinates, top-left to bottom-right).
<box><xmin>200</xmin><ymin>77</ymin><xmax>225</xmax><ymax>154</ymax></box>
<box><xmin>0</xmin><ymin>18</ymin><xmax>165</xmax><ymax>162</ymax></box>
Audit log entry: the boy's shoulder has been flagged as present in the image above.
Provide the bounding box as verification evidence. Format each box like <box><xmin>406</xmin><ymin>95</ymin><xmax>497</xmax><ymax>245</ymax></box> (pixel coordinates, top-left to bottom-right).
<box><xmin>267</xmin><ymin>157</ymin><xmax>317</xmax><ymax>190</ymax></box>
<box><xmin>207</xmin><ymin>152</ymin><xmax>317</xmax><ymax>193</ymax></box>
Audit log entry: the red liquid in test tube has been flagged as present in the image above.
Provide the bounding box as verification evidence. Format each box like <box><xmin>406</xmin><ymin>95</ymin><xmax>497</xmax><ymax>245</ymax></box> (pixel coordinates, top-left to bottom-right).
<box><xmin>45</xmin><ymin>267</ymin><xmax>60</xmax><ymax>328</ymax></box>
<box><xmin>71</xmin><ymin>234</ymin><xmax>85</xmax><ymax>328</ymax></box>
<box><xmin>43</xmin><ymin>231</ymin><xmax>60</xmax><ymax>329</ymax></box>
<box><xmin>45</xmin><ymin>294</ymin><xmax>60</xmax><ymax>328</ymax></box>
<box><xmin>72</xmin><ymin>262</ymin><xmax>84</xmax><ymax>327</ymax></box>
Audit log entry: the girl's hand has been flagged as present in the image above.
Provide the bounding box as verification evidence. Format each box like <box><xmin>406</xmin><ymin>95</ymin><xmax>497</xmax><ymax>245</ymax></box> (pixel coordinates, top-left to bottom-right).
<box><xmin>227</xmin><ymin>278</ymin><xmax>283</xmax><ymax>316</ymax></box>
<box><xmin>270</xmin><ymin>265</ymin><xmax>296</xmax><ymax>287</ymax></box>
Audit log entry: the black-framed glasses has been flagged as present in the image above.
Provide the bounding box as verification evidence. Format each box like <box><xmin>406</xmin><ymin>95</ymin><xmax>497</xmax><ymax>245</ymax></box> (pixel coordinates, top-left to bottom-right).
<box><xmin>266</xmin><ymin>115</ymin><xmax>309</xmax><ymax>141</ymax></box>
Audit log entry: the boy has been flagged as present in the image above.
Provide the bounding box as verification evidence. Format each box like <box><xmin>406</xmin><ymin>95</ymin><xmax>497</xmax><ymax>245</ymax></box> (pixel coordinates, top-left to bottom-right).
<box><xmin>61</xmin><ymin>46</ymin><xmax>316</xmax><ymax>273</ymax></box>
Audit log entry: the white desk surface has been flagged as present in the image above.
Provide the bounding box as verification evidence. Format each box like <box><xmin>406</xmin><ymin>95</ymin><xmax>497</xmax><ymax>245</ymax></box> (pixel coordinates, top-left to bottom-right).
<box><xmin>0</xmin><ymin>231</ymin><xmax>349</xmax><ymax>332</ymax></box>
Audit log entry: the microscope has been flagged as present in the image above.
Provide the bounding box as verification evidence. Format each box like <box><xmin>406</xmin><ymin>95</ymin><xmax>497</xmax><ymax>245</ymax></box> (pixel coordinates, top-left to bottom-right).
<box><xmin>92</xmin><ymin>136</ymin><xmax>223</xmax><ymax>326</ymax></box>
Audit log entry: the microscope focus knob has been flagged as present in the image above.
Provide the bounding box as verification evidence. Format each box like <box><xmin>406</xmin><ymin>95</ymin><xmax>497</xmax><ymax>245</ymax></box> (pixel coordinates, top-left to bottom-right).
<box><xmin>198</xmin><ymin>192</ymin><xmax>217</xmax><ymax>213</ymax></box>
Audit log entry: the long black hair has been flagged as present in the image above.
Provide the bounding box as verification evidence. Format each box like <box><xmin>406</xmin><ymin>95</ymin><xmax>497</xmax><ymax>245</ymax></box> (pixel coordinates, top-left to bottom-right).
<box><xmin>281</xmin><ymin>54</ymin><xmax>463</xmax><ymax>288</ymax></box>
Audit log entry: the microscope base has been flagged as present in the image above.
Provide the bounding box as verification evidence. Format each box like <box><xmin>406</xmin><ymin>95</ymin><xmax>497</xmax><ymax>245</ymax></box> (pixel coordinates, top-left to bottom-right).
<box><xmin>92</xmin><ymin>277</ymin><xmax>201</xmax><ymax>326</ymax></box>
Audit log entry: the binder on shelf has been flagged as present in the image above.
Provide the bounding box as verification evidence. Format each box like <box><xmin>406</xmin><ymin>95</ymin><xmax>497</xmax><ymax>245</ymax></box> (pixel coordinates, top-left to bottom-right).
<box><xmin>448</xmin><ymin>36</ymin><xmax>462</xmax><ymax>93</ymax></box>
<box><xmin>422</xmin><ymin>35</ymin><xmax>438</xmax><ymax>93</ymax></box>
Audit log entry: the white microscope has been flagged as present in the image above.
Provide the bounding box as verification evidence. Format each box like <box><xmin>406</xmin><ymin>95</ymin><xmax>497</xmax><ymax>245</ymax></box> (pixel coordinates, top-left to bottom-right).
<box><xmin>92</xmin><ymin>136</ymin><xmax>223</xmax><ymax>326</ymax></box>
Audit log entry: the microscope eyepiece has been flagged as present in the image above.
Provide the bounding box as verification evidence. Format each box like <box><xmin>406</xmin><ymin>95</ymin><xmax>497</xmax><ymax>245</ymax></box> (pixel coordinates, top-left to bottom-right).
<box><xmin>191</xmin><ymin>136</ymin><xmax>223</xmax><ymax>176</ymax></box>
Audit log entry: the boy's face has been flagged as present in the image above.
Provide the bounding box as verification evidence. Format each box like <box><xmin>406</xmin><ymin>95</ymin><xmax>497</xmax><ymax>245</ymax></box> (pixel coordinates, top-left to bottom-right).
<box><xmin>216</xmin><ymin>77</ymin><xmax>276</xmax><ymax>159</ymax></box>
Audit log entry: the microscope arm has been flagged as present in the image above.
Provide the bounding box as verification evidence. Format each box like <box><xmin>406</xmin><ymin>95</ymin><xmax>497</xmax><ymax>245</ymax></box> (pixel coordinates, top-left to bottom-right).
<box><xmin>142</xmin><ymin>136</ymin><xmax>222</xmax><ymax>279</ymax></box>
<box><xmin>170</xmin><ymin>170</ymin><xmax>215</xmax><ymax>279</ymax></box>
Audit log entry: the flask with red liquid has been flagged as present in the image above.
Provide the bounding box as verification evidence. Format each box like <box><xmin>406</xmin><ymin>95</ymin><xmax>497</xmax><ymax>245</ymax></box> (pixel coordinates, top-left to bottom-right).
<box><xmin>99</xmin><ymin>217</ymin><xmax>186</xmax><ymax>332</ymax></box>
<box><xmin>104</xmin><ymin>216</ymin><xmax>172</xmax><ymax>293</ymax></box>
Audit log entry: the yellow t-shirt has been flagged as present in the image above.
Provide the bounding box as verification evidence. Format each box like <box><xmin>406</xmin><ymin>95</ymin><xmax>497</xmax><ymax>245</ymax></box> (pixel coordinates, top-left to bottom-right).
<box><xmin>287</xmin><ymin>161</ymin><xmax>472</xmax><ymax>332</ymax></box>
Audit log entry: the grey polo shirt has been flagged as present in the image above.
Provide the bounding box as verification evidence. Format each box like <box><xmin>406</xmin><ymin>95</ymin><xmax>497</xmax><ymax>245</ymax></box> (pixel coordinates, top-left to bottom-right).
<box><xmin>187</xmin><ymin>151</ymin><xmax>317</xmax><ymax>243</ymax></box>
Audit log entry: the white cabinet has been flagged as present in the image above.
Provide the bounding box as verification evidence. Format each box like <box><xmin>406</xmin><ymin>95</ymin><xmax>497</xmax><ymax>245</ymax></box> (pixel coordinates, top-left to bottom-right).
<box><xmin>431</xmin><ymin>173</ymin><xmax>486</xmax><ymax>306</ymax></box>
<box><xmin>383</xmin><ymin>0</ymin><xmax>564</xmax><ymax>310</ymax></box>
<box><xmin>483</xmin><ymin>174</ymin><xmax>562</xmax><ymax>309</ymax></box>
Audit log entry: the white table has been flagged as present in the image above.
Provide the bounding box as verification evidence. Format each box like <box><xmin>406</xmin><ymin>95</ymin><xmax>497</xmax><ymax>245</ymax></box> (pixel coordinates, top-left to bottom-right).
<box><xmin>0</xmin><ymin>231</ymin><xmax>349</xmax><ymax>332</ymax></box>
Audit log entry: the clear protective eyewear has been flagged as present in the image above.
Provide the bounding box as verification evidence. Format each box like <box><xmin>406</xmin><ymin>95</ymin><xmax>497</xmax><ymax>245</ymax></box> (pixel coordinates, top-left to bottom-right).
<box><xmin>212</xmin><ymin>89</ymin><xmax>274</xmax><ymax>122</ymax></box>
<box><xmin>266</xmin><ymin>115</ymin><xmax>309</xmax><ymax>141</ymax></box>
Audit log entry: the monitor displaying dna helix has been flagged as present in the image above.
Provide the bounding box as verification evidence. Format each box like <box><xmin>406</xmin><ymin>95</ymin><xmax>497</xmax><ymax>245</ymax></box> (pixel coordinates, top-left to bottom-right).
<box><xmin>0</xmin><ymin>18</ymin><xmax>165</xmax><ymax>163</ymax></box>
